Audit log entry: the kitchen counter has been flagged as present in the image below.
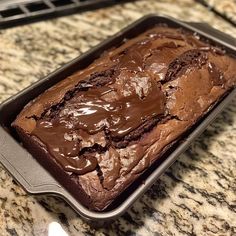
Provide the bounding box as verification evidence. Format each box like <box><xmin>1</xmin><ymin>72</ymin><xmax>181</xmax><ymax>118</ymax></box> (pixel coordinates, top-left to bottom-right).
<box><xmin>0</xmin><ymin>0</ymin><xmax>236</xmax><ymax>235</ymax></box>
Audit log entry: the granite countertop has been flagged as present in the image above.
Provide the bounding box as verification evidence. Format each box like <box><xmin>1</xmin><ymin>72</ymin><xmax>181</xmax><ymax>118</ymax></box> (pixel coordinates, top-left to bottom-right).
<box><xmin>0</xmin><ymin>0</ymin><xmax>236</xmax><ymax>235</ymax></box>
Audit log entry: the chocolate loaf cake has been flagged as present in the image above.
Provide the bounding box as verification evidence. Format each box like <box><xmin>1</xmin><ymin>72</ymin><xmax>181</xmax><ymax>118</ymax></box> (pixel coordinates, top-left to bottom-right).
<box><xmin>12</xmin><ymin>26</ymin><xmax>236</xmax><ymax>211</ymax></box>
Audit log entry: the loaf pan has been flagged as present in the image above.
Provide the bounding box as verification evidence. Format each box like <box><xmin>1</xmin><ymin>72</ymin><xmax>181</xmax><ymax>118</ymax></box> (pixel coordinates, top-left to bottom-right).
<box><xmin>0</xmin><ymin>15</ymin><xmax>236</xmax><ymax>222</ymax></box>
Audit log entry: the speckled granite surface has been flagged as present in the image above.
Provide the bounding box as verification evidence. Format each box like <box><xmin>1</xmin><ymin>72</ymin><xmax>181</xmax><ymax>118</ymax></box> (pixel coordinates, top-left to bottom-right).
<box><xmin>0</xmin><ymin>0</ymin><xmax>236</xmax><ymax>235</ymax></box>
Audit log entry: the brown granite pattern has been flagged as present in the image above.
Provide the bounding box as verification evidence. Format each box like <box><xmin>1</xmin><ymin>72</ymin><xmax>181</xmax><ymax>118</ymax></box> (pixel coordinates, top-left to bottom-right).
<box><xmin>0</xmin><ymin>0</ymin><xmax>236</xmax><ymax>235</ymax></box>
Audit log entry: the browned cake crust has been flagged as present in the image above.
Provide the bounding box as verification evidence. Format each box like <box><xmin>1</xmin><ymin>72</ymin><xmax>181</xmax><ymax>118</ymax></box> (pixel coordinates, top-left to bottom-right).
<box><xmin>12</xmin><ymin>26</ymin><xmax>236</xmax><ymax>211</ymax></box>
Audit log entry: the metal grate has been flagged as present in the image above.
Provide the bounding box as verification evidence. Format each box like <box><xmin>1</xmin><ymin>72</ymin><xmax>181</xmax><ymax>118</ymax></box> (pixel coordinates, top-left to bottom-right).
<box><xmin>196</xmin><ymin>0</ymin><xmax>236</xmax><ymax>28</ymax></box>
<box><xmin>0</xmin><ymin>0</ymin><xmax>127</xmax><ymax>29</ymax></box>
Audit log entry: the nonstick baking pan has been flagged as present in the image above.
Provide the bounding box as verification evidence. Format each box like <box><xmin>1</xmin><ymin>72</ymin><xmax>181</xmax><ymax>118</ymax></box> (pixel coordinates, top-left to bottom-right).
<box><xmin>0</xmin><ymin>15</ymin><xmax>236</xmax><ymax>221</ymax></box>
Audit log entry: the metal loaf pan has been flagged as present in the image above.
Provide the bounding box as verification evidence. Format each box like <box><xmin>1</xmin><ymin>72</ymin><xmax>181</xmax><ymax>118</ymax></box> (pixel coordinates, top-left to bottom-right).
<box><xmin>0</xmin><ymin>15</ymin><xmax>236</xmax><ymax>222</ymax></box>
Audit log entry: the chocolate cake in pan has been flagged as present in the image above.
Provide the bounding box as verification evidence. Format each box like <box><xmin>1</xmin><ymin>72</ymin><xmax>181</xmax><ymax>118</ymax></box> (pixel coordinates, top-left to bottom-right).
<box><xmin>12</xmin><ymin>25</ymin><xmax>236</xmax><ymax>211</ymax></box>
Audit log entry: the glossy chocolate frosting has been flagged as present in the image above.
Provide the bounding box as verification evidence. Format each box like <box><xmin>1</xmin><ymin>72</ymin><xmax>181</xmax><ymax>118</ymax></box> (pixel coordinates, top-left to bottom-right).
<box><xmin>32</xmin><ymin>80</ymin><xmax>165</xmax><ymax>174</ymax></box>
